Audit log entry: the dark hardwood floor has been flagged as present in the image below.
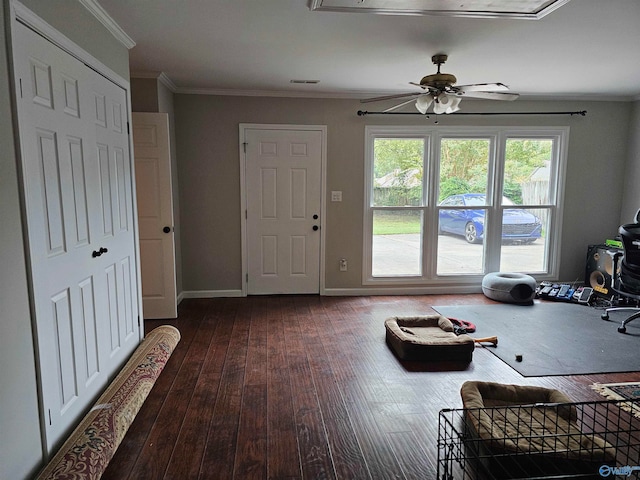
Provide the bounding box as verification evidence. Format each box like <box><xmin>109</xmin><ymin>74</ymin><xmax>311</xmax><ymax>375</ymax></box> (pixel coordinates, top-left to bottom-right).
<box><xmin>102</xmin><ymin>294</ymin><xmax>640</xmax><ymax>480</ymax></box>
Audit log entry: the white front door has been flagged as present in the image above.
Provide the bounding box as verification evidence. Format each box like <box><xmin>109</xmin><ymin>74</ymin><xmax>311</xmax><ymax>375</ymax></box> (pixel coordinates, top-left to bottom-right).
<box><xmin>132</xmin><ymin>113</ymin><xmax>177</xmax><ymax>319</ymax></box>
<box><xmin>244</xmin><ymin>128</ymin><xmax>323</xmax><ymax>294</ymax></box>
<box><xmin>13</xmin><ymin>22</ymin><xmax>141</xmax><ymax>452</ymax></box>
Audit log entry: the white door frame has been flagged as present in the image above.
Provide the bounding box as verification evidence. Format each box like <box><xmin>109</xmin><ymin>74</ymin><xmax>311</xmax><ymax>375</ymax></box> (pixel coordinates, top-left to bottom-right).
<box><xmin>239</xmin><ymin>124</ymin><xmax>327</xmax><ymax>296</ymax></box>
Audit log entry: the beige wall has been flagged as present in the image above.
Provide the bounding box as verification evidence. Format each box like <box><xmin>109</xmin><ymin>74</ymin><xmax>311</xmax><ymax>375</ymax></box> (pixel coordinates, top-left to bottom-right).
<box><xmin>131</xmin><ymin>77</ymin><xmax>159</xmax><ymax>111</ymax></box>
<box><xmin>621</xmin><ymin>101</ymin><xmax>640</xmax><ymax>224</ymax></box>
<box><xmin>174</xmin><ymin>94</ymin><xmax>632</xmax><ymax>293</ymax></box>
<box><xmin>1</xmin><ymin>1</ymin><xmax>130</xmax><ymax>477</ymax></box>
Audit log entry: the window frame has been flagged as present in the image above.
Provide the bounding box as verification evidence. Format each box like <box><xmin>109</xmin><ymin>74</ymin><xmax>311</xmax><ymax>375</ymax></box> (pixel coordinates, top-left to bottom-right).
<box><xmin>363</xmin><ymin>125</ymin><xmax>569</xmax><ymax>286</ymax></box>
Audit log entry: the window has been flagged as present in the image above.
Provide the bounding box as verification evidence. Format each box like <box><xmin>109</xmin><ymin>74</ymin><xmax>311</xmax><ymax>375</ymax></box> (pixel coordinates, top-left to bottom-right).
<box><xmin>370</xmin><ymin>136</ymin><xmax>426</xmax><ymax>277</ymax></box>
<box><xmin>364</xmin><ymin>126</ymin><xmax>568</xmax><ymax>286</ymax></box>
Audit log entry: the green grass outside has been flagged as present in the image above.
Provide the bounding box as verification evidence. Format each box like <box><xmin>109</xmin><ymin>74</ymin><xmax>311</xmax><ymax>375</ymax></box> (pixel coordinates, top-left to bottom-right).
<box><xmin>373</xmin><ymin>211</ymin><xmax>421</xmax><ymax>235</ymax></box>
<box><xmin>373</xmin><ymin>210</ymin><xmax>548</xmax><ymax>237</ymax></box>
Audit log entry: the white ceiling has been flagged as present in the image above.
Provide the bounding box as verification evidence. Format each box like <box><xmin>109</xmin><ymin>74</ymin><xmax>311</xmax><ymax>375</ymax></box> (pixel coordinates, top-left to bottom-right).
<box><xmin>96</xmin><ymin>0</ymin><xmax>640</xmax><ymax>101</ymax></box>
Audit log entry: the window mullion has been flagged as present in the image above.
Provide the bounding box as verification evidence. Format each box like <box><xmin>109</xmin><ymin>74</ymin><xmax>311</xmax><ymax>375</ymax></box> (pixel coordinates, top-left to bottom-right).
<box><xmin>425</xmin><ymin>134</ymin><xmax>437</xmax><ymax>279</ymax></box>
<box><xmin>485</xmin><ymin>134</ymin><xmax>504</xmax><ymax>273</ymax></box>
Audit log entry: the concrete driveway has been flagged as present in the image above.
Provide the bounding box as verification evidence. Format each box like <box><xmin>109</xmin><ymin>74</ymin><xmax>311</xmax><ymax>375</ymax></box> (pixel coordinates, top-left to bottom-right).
<box><xmin>373</xmin><ymin>233</ymin><xmax>546</xmax><ymax>276</ymax></box>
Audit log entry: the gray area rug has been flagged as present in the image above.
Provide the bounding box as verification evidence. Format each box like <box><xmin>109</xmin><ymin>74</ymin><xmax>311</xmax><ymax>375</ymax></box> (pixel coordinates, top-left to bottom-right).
<box><xmin>433</xmin><ymin>302</ymin><xmax>640</xmax><ymax>377</ymax></box>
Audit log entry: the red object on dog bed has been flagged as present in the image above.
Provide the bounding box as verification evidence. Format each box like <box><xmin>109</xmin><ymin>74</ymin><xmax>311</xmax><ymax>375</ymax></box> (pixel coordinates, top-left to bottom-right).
<box><xmin>449</xmin><ymin>318</ymin><xmax>476</xmax><ymax>334</ymax></box>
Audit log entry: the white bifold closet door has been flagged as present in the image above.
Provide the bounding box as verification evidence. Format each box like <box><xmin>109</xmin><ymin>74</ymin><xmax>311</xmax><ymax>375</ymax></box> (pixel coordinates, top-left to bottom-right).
<box><xmin>13</xmin><ymin>21</ymin><xmax>141</xmax><ymax>452</ymax></box>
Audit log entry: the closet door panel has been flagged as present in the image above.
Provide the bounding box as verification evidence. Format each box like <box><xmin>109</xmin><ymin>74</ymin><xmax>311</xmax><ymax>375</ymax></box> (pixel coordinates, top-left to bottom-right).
<box><xmin>13</xmin><ymin>22</ymin><xmax>141</xmax><ymax>452</ymax></box>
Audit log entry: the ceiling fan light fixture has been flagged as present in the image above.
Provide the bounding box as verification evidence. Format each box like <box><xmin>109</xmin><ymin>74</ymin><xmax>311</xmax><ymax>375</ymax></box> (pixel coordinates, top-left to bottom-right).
<box><xmin>446</xmin><ymin>95</ymin><xmax>462</xmax><ymax>113</ymax></box>
<box><xmin>361</xmin><ymin>53</ymin><xmax>517</xmax><ymax>114</ymax></box>
<box><xmin>432</xmin><ymin>99</ymin><xmax>446</xmax><ymax>114</ymax></box>
<box><xmin>432</xmin><ymin>93</ymin><xmax>461</xmax><ymax>114</ymax></box>
<box><xmin>415</xmin><ymin>95</ymin><xmax>433</xmax><ymax>114</ymax></box>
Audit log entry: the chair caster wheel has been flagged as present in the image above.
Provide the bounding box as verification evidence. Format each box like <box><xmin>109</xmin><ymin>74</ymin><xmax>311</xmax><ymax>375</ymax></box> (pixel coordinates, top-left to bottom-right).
<box><xmin>601</xmin><ymin>313</ymin><xmax>609</xmax><ymax>320</ymax></box>
<box><xmin>618</xmin><ymin>326</ymin><xmax>627</xmax><ymax>333</ymax></box>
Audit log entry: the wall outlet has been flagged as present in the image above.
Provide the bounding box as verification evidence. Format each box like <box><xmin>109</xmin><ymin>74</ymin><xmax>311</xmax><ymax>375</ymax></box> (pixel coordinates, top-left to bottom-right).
<box><xmin>339</xmin><ymin>258</ymin><xmax>347</xmax><ymax>272</ymax></box>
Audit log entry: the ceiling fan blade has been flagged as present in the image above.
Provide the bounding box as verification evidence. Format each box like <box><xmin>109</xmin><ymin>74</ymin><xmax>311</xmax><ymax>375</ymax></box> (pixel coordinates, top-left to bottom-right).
<box><xmin>383</xmin><ymin>97</ymin><xmax>422</xmax><ymax>112</ymax></box>
<box><xmin>360</xmin><ymin>92</ymin><xmax>421</xmax><ymax>104</ymax></box>
<box><xmin>461</xmin><ymin>91</ymin><xmax>520</xmax><ymax>101</ymax></box>
<box><xmin>410</xmin><ymin>82</ymin><xmax>440</xmax><ymax>94</ymax></box>
<box><xmin>455</xmin><ymin>83</ymin><xmax>510</xmax><ymax>93</ymax></box>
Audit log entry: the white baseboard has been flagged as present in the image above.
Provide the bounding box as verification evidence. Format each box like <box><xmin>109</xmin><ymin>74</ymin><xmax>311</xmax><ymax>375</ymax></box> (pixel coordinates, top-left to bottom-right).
<box><xmin>180</xmin><ymin>289</ymin><xmax>244</xmax><ymax>299</ymax></box>
<box><xmin>178</xmin><ymin>285</ymin><xmax>483</xmax><ymax>300</ymax></box>
<box><xmin>323</xmin><ymin>285</ymin><xmax>483</xmax><ymax>296</ymax></box>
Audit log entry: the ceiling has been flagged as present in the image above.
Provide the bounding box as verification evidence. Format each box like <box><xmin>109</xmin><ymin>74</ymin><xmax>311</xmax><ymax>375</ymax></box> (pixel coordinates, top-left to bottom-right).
<box><xmin>95</xmin><ymin>0</ymin><xmax>640</xmax><ymax>101</ymax></box>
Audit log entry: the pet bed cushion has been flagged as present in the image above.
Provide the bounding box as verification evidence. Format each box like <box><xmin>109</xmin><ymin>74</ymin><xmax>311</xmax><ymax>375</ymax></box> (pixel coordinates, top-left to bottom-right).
<box><xmin>385</xmin><ymin>315</ymin><xmax>474</xmax><ymax>362</ymax></box>
<box><xmin>460</xmin><ymin>381</ymin><xmax>616</xmax><ymax>463</ymax></box>
<box><xmin>482</xmin><ymin>272</ymin><xmax>537</xmax><ymax>304</ymax></box>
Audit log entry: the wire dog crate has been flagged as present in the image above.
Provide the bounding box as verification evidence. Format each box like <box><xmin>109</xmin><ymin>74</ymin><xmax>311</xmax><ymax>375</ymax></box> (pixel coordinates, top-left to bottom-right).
<box><xmin>438</xmin><ymin>399</ymin><xmax>640</xmax><ymax>479</ymax></box>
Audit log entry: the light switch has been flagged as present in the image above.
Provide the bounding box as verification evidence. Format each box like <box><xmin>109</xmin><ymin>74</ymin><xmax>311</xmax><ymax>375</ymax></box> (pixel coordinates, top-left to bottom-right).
<box><xmin>331</xmin><ymin>191</ymin><xmax>342</xmax><ymax>202</ymax></box>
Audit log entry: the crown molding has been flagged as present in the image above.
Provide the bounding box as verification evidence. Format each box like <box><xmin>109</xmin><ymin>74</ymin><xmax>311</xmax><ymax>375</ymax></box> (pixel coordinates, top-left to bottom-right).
<box><xmin>131</xmin><ymin>71</ymin><xmax>178</xmax><ymax>92</ymax></box>
<box><xmin>158</xmin><ymin>72</ymin><xmax>177</xmax><ymax>92</ymax></box>
<box><xmin>11</xmin><ymin>0</ymin><xmax>128</xmax><ymax>88</ymax></box>
<box><xmin>78</xmin><ymin>0</ymin><xmax>136</xmax><ymax>49</ymax></box>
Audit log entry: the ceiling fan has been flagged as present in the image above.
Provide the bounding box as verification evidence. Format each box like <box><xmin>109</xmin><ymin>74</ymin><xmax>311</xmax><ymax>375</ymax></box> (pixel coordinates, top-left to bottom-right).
<box><xmin>361</xmin><ymin>54</ymin><xmax>519</xmax><ymax>114</ymax></box>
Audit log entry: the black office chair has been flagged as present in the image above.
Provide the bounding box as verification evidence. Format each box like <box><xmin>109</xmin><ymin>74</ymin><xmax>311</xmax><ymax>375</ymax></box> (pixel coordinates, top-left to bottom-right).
<box><xmin>601</xmin><ymin>220</ymin><xmax>640</xmax><ymax>333</ymax></box>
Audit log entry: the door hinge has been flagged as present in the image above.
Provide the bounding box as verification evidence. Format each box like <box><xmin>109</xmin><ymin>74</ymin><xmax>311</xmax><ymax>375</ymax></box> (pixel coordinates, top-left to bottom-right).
<box><xmin>138</xmin><ymin>315</ymin><xmax>141</xmax><ymax>328</ymax></box>
<box><xmin>246</xmin><ymin>273</ymin><xmax>248</xmax><ymax>283</ymax></box>
<box><xmin>19</xmin><ymin>78</ymin><xmax>23</xmax><ymax>98</ymax></box>
<box><xmin>245</xmin><ymin>209</ymin><xmax>247</xmax><ymax>220</ymax></box>
<box><xmin>48</xmin><ymin>409</ymin><xmax>52</xmax><ymax>426</ymax></box>
<box><xmin>242</xmin><ymin>142</ymin><xmax>248</xmax><ymax>153</ymax></box>
<box><xmin>127</xmin><ymin>122</ymin><xmax>130</xmax><ymax>134</ymax></box>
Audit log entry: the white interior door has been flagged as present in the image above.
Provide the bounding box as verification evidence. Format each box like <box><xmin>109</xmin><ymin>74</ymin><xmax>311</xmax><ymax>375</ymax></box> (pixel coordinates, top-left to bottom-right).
<box><xmin>244</xmin><ymin>128</ymin><xmax>323</xmax><ymax>294</ymax></box>
<box><xmin>132</xmin><ymin>113</ymin><xmax>177</xmax><ymax>319</ymax></box>
<box><xmin>13</xmin><ymin>22</ymin><xmax>141</xmax><ymax>452</ymax></box>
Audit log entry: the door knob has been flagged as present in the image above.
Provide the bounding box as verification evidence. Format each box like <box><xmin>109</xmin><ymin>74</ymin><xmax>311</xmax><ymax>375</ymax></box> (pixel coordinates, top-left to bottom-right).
<box><xmin>92</xmin><ymin>247</ymin><xmax>108</xmax><ymax>258</ymax></box>
<box><xmin>313</xmin><ymin>214</ymin><xmax>318</xmax><ymax>219</ymax></box>
<box><xmin>313</xmin><ymin>225</ymin><xmax>319</xmax><ymax>231</ymax></box>
<box><xmin>163</xmin><ymin>226</ymin><xmax>171</xmax><ymax>233</ymax></box>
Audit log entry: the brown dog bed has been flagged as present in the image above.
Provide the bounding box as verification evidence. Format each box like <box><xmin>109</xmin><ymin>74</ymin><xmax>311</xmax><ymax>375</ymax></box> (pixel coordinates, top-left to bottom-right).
<box><xmin>460</xmin><ymin>381</ymin><xmax>617</xmax><ymax>474</ymax></box>
<box><xmin>384</xmin><ymin>315</ymin><xmax>474</xmax><ymax>362</ymax></box>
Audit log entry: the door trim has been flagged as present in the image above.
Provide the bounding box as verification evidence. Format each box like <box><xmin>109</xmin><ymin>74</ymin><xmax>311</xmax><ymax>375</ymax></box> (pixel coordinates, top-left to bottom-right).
<box><xmin>239</xmin><ymin>124</ymin><xmax>327</xmax><ymax>296</ymax></box>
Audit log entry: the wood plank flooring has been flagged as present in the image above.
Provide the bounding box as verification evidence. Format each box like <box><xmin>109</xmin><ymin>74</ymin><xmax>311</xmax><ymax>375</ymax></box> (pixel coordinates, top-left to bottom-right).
<box><xmin>102</xmin><ymin>295</ymin><xmax>640</xmax><ymax>480</ymax></box>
